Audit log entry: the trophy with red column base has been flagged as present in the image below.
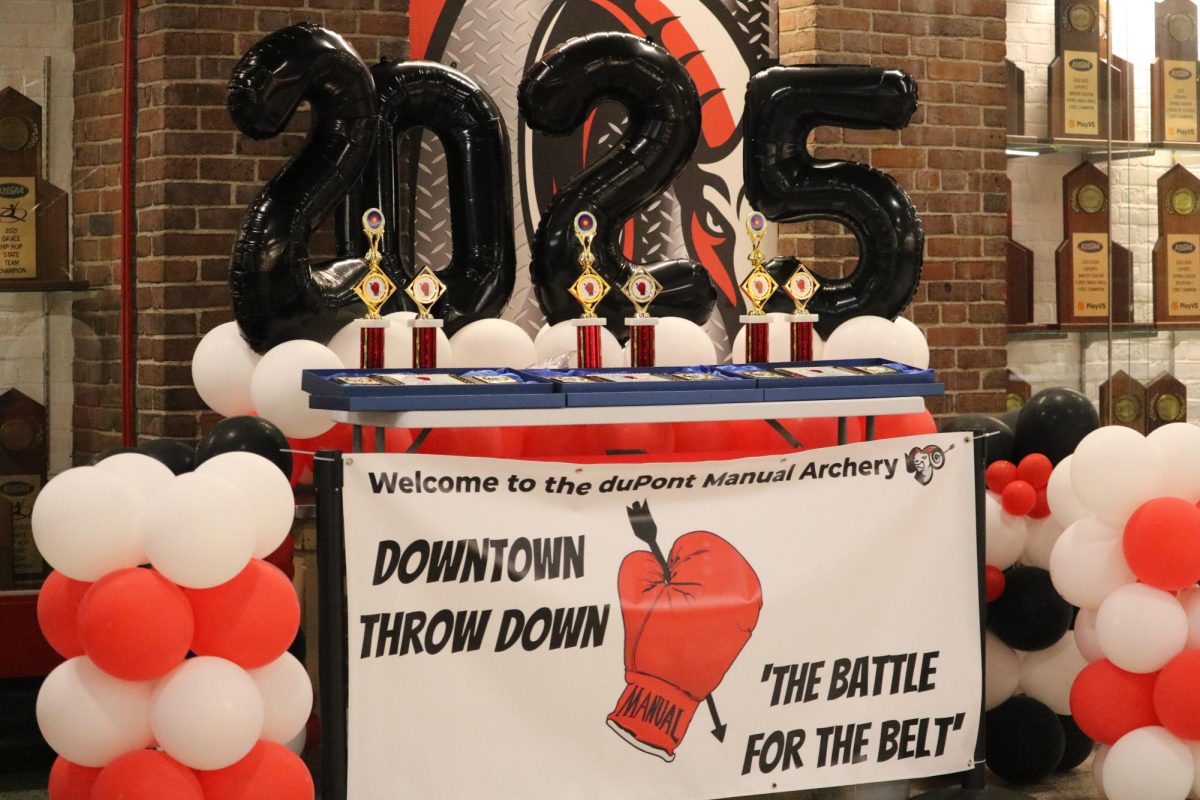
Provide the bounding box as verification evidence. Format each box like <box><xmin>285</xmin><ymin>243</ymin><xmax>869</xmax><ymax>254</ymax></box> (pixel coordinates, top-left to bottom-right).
<box><xmin>406</xmin><ymin>266</ymin><xmax>447</xmax><ymax>368</ymax></box>
<box><xmin>569</xmin><ymin>211</ymin><xmax>610</xmax><ymax>368</ymax></box>
<box><xmin>783</xmin><ymin>264</ymin><xmax>820</xmax><ymax>361</ymax></box>
<box><xmin>739</xmin><ymin>213</ymin><xmax>778</xmax><ymax>363</ymax></box>
<box><xmin>623</xmin><ymin>267</ymin><xmax>662</xmax><ymax>368</ymax></box>
<box><xmin>354</xmin><ymin>208</ymin><xmax>397</xmax><ymax>369</ymax></box>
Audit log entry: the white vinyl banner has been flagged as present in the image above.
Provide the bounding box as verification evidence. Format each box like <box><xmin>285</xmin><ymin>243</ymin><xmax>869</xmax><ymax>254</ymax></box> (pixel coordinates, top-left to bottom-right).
<box><xmin>342</xmin><ymin>433</ymin><xmax>981</xmax><ymax>800</ymax></box>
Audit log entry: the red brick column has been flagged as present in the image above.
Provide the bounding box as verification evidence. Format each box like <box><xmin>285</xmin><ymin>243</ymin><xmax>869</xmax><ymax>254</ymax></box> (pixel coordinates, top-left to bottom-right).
<box><xmin>778</xmin><ymin>0</ymin><xmax>1009</xmax><ymax>416</ymax></box>
<box><xmin>73</xmin><ymin>1</ymin><xmax>408</xmax><ymax>459</ymax></box>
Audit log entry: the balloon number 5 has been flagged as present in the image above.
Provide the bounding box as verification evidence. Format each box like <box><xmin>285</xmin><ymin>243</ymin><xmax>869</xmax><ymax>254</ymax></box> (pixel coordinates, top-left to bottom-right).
<box><xmin>519</xmin><ymin>32</ymin><xmax>718</xmax><ymax>337</ymax></box>
<box><xmin>744</xmin><ymin>65</ymin><xmax>924</xmax><ymax>339</ymax></box>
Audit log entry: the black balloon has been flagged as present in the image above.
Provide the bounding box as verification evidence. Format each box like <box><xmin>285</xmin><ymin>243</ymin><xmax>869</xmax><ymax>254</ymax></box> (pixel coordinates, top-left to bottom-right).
<box><xmin>744</xmin><ymin>65</ymin><xmax>923</xmax><ymax>339</ymax></box>
<box><xmin>289</xmin><ymin>626</ymin><xmax>307</xmax><ymax>664</ymax></box>
<box><xmin>342</xmin><ymin>59</ymin><xmax>515</xmax><ymax>335</ymax></box>
<box><xmin>1012</xmin><ymin>388</ymin><xmax>1100</xmax><ymax>465</ymax></box>
<box><xmin>227</xmin><ymin>24</ymin><xmax>379</xmax><ymax>353</ymax></box>
<box><xmin>1057</xmin><ymin>714</ymin><xmax>1094</xmax><ymax>772</ymax></box>
<box><xmin>194</xmin><ymin>416</ymin><xmax>292</xmax><ymax>478</ymax></box>
<box><xmin>939</xmin><ymin>414</ymin><xmax>1014</xmax><ymax>465</ymax></box>
<box><xmin>137</xmin><ymin>439</ymin><xmax>196</xmax><ymax>475</ymax></box>
<box><xmin>1000</xmin><ymin>406</ymin><xmax>1022</xmax><ymax>433</ymax></box>
<box><xmin>987</xmin><ymin>566</ymin><xmax>1073</xmax><ymax>651</ymax></box>
<box><xmin>985</xmin><ymin>696</ymin><xmax>1066</xmax><ymax>785</ymax></box>
<box><xmin>88</xmin><ymin>446</ymin><xmax>137</xmax><ymax>465</ymax></box>
<box><xmin>519</xmin><ymin>32</ymin><xmax>718</xmax><ymax>338</ymax></box>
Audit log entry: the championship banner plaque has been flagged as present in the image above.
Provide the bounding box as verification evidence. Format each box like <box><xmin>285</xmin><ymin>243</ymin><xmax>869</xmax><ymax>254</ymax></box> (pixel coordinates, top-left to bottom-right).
<box><xmin>1154</xmin><ymin>165</ymin><xmax>1200</xmax><ymax>324</ymax></box>
<box><xmin>1100</xmin><ymin>370</ymin><xmax>1146</xmax><ymax>432</ymax></box>
<box><xmin>0</xmin><ymin>177</ymin><xmax>36</xmax><ymax>279</ymax></box>
<box><xmin>1055</xmin><ymin>162</ymin><xmax>1133</xmax><ymax>325</ymax></box>
<box><xmin>1152</xmin><ymin>0</ymin><xmax>1200</xmax><ymax>142</ymax></box>
<box><xmin>1147</xmin><ymin>371</ymin><xmax>1188</xmax><ymax>430</ymax></box>
<box><xmin>340</xmin><ymin>437</ymin><xmax>981</xmax><ymax>800</ymax></box>
<box><xmin>1050</xmin><ymin>0</ymin><xmax>1104</xmax><ymax>139</ymax></box>
<box><xmin>0</xmin><ymin>87</ymin><xmax>68</xmax><ymax>282</ymax></box>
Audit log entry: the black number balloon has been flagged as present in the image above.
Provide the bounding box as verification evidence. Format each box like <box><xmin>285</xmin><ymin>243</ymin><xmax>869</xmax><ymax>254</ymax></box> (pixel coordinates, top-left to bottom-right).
<box><xmin>226</xmin><ymin>23</ymin><xmax>379</xmax><ymax>353</ymax></box>
<box><xmin>744</xmin><ymin>65</ymin><xmax>924</xmax><ymax>338</ymax></box>
<box><xmin>353</xmin><ymin>60</ymin><xmax>516</xmax><ymax>334</ymax></box>
<box><xmin>519</xmin><ymin>32</ymin><xmax>718</xmax><ymax>336</ymax></box>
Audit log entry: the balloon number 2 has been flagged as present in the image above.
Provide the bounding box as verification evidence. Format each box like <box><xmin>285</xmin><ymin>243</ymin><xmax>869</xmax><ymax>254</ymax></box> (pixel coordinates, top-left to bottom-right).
<box><xmin>519</xmin><ymin>33</ymin><xmax>718</xmax><ymax>337</ymax></box>
<box><xmin>744</xmin><ymin>65</ymin><xmax>924</xmax><ymax>339</ymax></box>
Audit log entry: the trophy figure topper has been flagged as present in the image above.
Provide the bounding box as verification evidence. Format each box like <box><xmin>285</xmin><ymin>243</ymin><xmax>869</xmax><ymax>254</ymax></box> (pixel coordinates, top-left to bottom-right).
<box><xmin>622</xmin><ymin>268</ymin><xmax>662</xmax><ymax>368</ymax></box>
<box><xmin>354</xmin><ymin>208</ymin><xmax>397</xmax><ymax>369</ymax></box>
<box><xmin>784</xmin><ymin>264</ymin><xmax>820</xmax><ymax>361</ymax></box>
<box><xmin>569</xmin><ymin>211</ymin><xmax>609</xmax><ymax>369</ymax></box>
<box><xmin>405</xmin><ymin>265</ymin><xmax>447</xmax><ymax>369</ymax></box>
<box><xmin>738</xmin><ymin>213</ymin><xmax>778</xmax><ymax>363</ymax></box>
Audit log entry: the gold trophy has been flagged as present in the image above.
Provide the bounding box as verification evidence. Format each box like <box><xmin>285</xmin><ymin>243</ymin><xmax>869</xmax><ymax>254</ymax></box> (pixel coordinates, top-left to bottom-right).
<box><xmin>739</xmin><ymin>213</ymin><xmax>778</xmax><ymax>363</ymax></box>
<box><xmin>353</xmin><ymin>208</ymin><xmax>396</xmax><ymax>368</ymax></box>
<box><xmin>569</xmin><ymin>211</ymin><xmax>610</xmax><ymax>368</ymax></box>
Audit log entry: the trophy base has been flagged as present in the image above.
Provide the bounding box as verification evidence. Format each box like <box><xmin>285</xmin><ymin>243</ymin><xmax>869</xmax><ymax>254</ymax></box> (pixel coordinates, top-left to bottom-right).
<box><xmin>785</xmin><ymin>313</ymin><xmax>819</xmax><ymax>323</ymax></box>
<box><xmin>624</xmin><ymin>317</ymin><xmax>659</xmax><ymax>327</ymax></box>
<box><xmin>405</xmin><ymin>318</ymin><xmax>443</xmax><ymax>329</ymax></box>
<box><xmin>570</xmin><ymin>317</ymin><xmax>607</xmax><ymax>327</ymax></box>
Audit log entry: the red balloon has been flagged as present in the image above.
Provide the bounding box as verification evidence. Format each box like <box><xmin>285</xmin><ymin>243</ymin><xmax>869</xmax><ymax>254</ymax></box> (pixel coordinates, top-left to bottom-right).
<box><xmin>580</xmin><ymin>423</ymin><xmax>674</xmax><ymax>456</ymax></box>
<box><xmin>288</xmin><ymin>424</ymin><xmax>355</xmax><ymax>486</ymax></box>
<box><xmin>1123</xmin><ymin>497</ymin><xmax>1200</xmax><ymax>590</ymax></box>
<box><xmin>1069</xmin><ymin>659</ymin><xmax>1160</xmax><ymax>744</ymax></box>
<box><xmin>415</xmin><ymin>426</ymin><xmax>526</xmax><ymax>458</ymax></box>
<box><xmin>78</xmin><ymin>568</ymin><xmax>193</xmax><ymax>681</ymax></box>
<box><xmin>985</xmin><ymin>461</ymin><xmax>1017</xmax><ymax>494</ymax></box>
<box><xmin>382</xmin><ymin>427</ymin><xmax>415</xmax><ymax>453</ymax></box>
<box><xmin>184</xmin><ymin>559</ymin><xmax>299</xmax><ymax>669</ymax></box>
<box><xmin>519</xmin><ymin>425</ymin><xmax>593</xmax><ymax>459</ymax></box>
<box><xmin>195</xmin><ymin>740</ymin><xmax>314</xmax><ymax>800</ymax></box>
<box><xmin>1154</xmin><ymin>650</ymin><xmax>1200</xmax><ymax>740</ymax></box>
<box><xmin>48</xmin><ymin>756</ymin><xmax>101</xmax><ymax>800</ymax></box>
<box><xmin>264</xmin><ymin>534</ymin><xmax>295</xmax><ymax>582</ymax></box>
<box><xmin>1000</xmin><ymin>480</ymin><xmax>1037</xmax><ymax>516</ymax></box>
<box><xmin>984</xmin><ymin>565</ymin><xmax>1005</xmax><ymax>602</ymax></box>
<box><xmin>91</xmin><ymin>750</ymin><xmax>203</xmax><ymax>800</ymax></box>
<box><xmin>673</xmin><ymin>421</ymin><xmax>737</xmax><ymax>454</ymax></box>
<box><xmin>1030</xmin><ymin>488</ymin><xmax>1051</xmax><ymax>520</ymax></box>
<box><xmin>1017</xmin><ymin>453</ymin><xmax>1053</xmax><ymax>489</ymax></box>
<box><xmin>37</xmin><ymin>571</ymin><xmax>91</xmax><ymax>659</ymax></box>
<box><xmin>870</xmin><ymin>409</ymin><xmax>936</xmax><ymax>439</ymax></box>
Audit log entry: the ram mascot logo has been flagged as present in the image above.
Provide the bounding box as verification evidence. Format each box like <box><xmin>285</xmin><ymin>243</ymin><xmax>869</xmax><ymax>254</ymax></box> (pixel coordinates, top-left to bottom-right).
<box><xmin>409</xmin><ymin>0</ymin><xmax>770</xmax><ymax>336</ymax></box>
<box><xmin>905</xmin><ymin>444</ymin><xmax>948</xmax><ymax>486</ymax></box>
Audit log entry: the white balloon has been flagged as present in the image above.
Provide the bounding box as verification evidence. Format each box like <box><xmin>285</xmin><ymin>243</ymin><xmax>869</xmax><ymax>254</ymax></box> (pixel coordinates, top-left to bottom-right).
<box><xmin>1096</xmin><ymin>583</ymin><xmax>1189</xmax><ymax>673</ymax></box>
<box><xmin>284</xmin><ymin>726</ymin><xmax>307</xmax><ymax>756</ymax></box>
<box><xmin>985</xmin><ymin>631</ymin><xmax>1021</xmax><ymax>710</ymax></box>
<box><xmin>448</xmin><ymin>319</ymin><xmax>537</xmax><ymax>368</ymax></box>
<box><xmin>196</xmin><ymin>452</ymin><xmax>295</xmax><ymax>559</ymax></box>
<box><xmin>32</xmin><ymin>467</ymin><xmax>144</xmax><ymax>581</ymax></box>
<box><xmin>192</xmin><ymin>321</ymin><xmax>260</xmax><ymax>417</ymax></box>
<box><xmin>94</xmin><ymin>452</ymin><xmax>174</xmax><ymax>500</ymax></box>
<box><xmin>642</xmin><ymin>317</ymin><xmax>717</xmax><ymax>367</ymax></box>
<box><xmin>1148</xmin><ymin>423</ymin><xmax>1200</xmax><ymax>503</ymax></box>
<box><xmin>1071</xmin><ymin>426</ymin><xmax>1165</xmax><ymax>526</ymax></box>
<box><xmin>1047</xmin><ymin>455</ymin><xmax>1089</xmax><ymax>528</ymax></box>
<box><xmin>823</xmin><ymin>315</ymin><xmax>918</xmax><ymax>365</ymax></box>
<box><xmin>379</xmin><ymin>312</ymin><xmax>454</xmax><ymax>368</ymax></box>
<box><xmin>533</xmin><ymin>320</ymin><xmax>622</xmax><ymax>367</ymax></box>
<box><xmin>891</xmin><ymin>315</ymin><xmax>931</xmax><ymax>369</ymax></box>
<box><xmin>144</xmin><ymin>473</ymin><xmax>256</xmax><ymax>588</ymax></box>
<box><xmin>1189</xmin><ymin>741</ymin><xmax>1200</xmax><ymax>799</ymax></box>
<box><xmin>985</xmin><ymin>492</ymin><xmax>1028</xmax><ymax>570</ymax></box>
<box><xmin>1074</xmin><ymin>607</ymin><xmax>1104</xmax><ymax>662</ymax></box>
<box><xmin>36</xmin><ymin>656</ymin><xmax>154</xmax><ymax>767</ymax></box>
<box><xmin>326</xmin><ymin>318</ymin><xmax>410</xmax><ymax>369</ymax></box>
<box><xmin>1023</xmin><ymin>516</ymin><xmax>1065</xmax><ymax>570</ymax></box>
<box><xmin>1093</xmin><ymin>743</ymin><xmax>1111</xmax><ymax>796</ymax></box>
<box><xmin>1103</xmin><ymin>726</ymin><xmax>1193</xmax><ymax>800</ymax></box>
<box><xmin>1049</xmin><ymin>516</ymin><xmax>1136</xmax><ymax>609</ymax></box>
<box><xmin>250</xmin><ymin>340</ymin><xmax>340</xmax><ymax>439</ymax></box>
<box><xmin>248</xmin><ymin>652</ymin><xmax>313</xmax><ymax>744</ymax></box>
<box><xmin>151</xmin><ymin>656</ymin><xmax>264</xmax><ymax>771</ymax></box>
<box><xmin>1019</xmin><ymin>631</ymin><xmax>1088</xmax><ymax>714</ymax></box>
<box><xmin>1179</xmin><ymin>587</ymin><xmax>1200</xmax><ymax>650</ymax></box>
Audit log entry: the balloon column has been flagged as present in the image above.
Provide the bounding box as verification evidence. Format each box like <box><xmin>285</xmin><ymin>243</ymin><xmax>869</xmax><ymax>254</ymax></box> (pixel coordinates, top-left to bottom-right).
<box><xmin>33</xmin><ymin>450</ymin><xmax>313</xmax><ymax>800</ymax></box>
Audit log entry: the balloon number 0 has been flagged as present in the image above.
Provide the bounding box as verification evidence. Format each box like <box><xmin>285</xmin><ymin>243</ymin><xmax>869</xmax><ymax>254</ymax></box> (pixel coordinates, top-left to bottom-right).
<box><xmin>519</xmin><ymin>33</ymin><xmax>718</xmax><ymax>337</ymax></box>
<box><xmin>744</xmin><ymin>65</ymin><xmax>924</xmax><ymax>339</ymax></box>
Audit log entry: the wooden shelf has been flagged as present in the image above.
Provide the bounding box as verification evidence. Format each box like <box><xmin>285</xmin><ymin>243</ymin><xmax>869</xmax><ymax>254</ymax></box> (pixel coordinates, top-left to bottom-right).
<box><xmin>1005</xmin><ymin>135</ymin><xmax>1195</xmax><ymax>159</ymax></box>
<box><xmin>0</xmin><ymin>280</ymin><xmax>89</xmax><ymax>293</ymax></box>
<box><xmin>1007</xmin><ymin>322</ymin><xmax>1200</xmax><ymax>336</ymax></box>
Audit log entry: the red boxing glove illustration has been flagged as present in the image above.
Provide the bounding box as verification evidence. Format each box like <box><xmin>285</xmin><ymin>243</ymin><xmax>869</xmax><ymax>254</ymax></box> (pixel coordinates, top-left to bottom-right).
<box><xmin>608</xmin><ymin>500</ymin><xmax>762</xmax><ymax>761</ymax></box>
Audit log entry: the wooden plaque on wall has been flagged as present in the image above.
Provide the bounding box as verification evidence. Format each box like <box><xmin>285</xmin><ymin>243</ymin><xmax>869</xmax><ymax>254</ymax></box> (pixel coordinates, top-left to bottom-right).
<box><xmin>1100</xmin><ymin>370</ymin><xmax>1147</xmax><ymax>431</ymax></box>
<box><xmin>1055</xmin><ymin>162</ymin><xmax>1133</xmax><ymax>325</ymax></box>
<box><xmin>1153</xmin><ymin>165</ymin><xmax>1200</xmax><ymax>324</ymax></box>
<box><xmin>1147</xmin><ymin>371</ymin><xmax>1187</xmax><ymax>430</ymax></box>
<box><xmin>1007</xmin><ymin>59</ymin><xmax>1026</xmax><ymax>136</ymax></box>
<box><xmin>1005</xmin><ymin>177</ymin><xmax>1035</xmax><ymax>325</ymax></box>
<box><xmin>1050</xmin><ymin>0</ymin><xmax>1106</xmax><ymax>139</ymax></box>
<box><xmin>1151</xmin><ymin>0</ymin><xmax>1200</xmax><ymax>142</ymax></box>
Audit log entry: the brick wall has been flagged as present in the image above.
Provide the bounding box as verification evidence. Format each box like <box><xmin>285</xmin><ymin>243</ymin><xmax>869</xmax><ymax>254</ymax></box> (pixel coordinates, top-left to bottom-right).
<box><xmin>778</xmin><ymin>0</ymin><xmax>1009</xmax><ymax>416</ymax></box>
<box><xmin>71</xmin><ymin>0</ymin><xmax>408</xmax><ymax>458</ymax></box>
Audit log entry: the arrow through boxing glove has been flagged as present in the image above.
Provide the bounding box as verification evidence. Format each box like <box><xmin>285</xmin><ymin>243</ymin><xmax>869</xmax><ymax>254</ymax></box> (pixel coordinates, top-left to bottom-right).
<box><xmin>607</xmin><ymin>531</ymin><xmax>762</xmax><ymax>761</ymax></box>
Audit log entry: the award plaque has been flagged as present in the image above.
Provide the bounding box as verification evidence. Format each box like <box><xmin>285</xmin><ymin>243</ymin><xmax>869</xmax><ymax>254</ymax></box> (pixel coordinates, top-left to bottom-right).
<box><xmin>1007</xmin><ymin>371</ymin><xmax>1032</xmax><ymax>410</ymax></box>
<box><xmin>1007</xmin><ymin>59</ymin><xmax>1026</xmax><ymax>136</ymax></box>
<box><xmin>0</xmin><ymin>88</ymin><xmax>68</xmax><ymax>282</ymax></box>
<box><xmin>1005</xmin><ymin>178</ymin><xmax>1035</xmax><ymax>325</ymax></box>
<box><xmin>1153</xmin><ymin>165</ymin><xmax>1200</xmax><ymax>324</ymax></box>
<box><xmin>1050</xmin><ymin>0</ymin><xmax>1105</xmax><ymax>138</ymax></box>
<box><xmin>1152</xmin><ymin>0</ymin><xmax>1200</xmax><ymax>142</ymax></box>
<box><xmin>0</xmin><ymin>388</ymin><xmax>47</xmax><ymax>588</ymax></box>
<box><xmin>1147</xmin><ymin>371</ymin><xmax>1187</xmax><ymax>430</ymax></box>
<box><xmin>1055</xmin><ymin>162</ymin><xmax>1134</xmax><ymax>325</ymax></box>
<box><xmin>1100</xmin><ymin>370</ymin><xmax>1147</xmax><ymax>432</ymax></box>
